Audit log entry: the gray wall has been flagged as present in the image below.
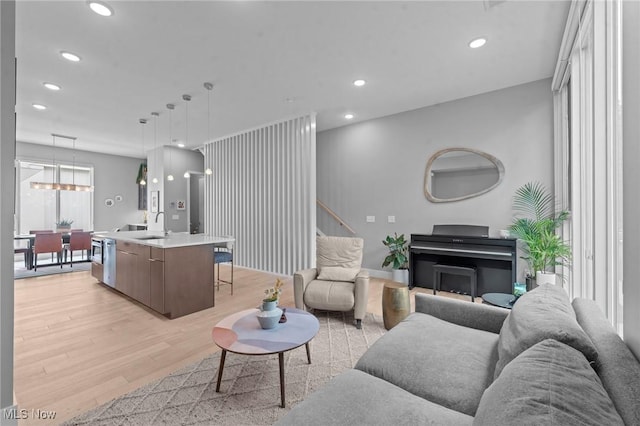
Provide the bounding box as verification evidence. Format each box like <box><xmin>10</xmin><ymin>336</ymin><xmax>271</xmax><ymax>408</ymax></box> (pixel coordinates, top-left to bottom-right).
<box><xmin>163</xmin><ymin>147</ymin><xmax>204</xmax><ymax>232</ymax></box>
<box><xmin>623</xmin><ymin>0</ymin><xmax>640</xmax><ymax>360</ymax></box>
<box><xmin>17</xmin><ymin>142</ymin><xmax>144</xmax><ymax>231</ymax></box>
<box><xmin>317</xmin><ymin>79</ymin><xmax>554</xmax><ymax>274</ymax></box>
<box><xmin>1</xmin><ymin>0</ymin><xmax>15</xmax><ymax>417</ymax></box>
<box><xmin>146</xmin><ymin>146</ymin><xmax>203</xmax><ymax>233</ymax></box>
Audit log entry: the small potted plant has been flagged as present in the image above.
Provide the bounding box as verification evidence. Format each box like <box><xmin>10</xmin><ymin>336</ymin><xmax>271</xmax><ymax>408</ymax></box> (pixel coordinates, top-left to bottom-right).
<box><xmin>56</xmin><ymin>219</ymin><xmax>74</xmax><ymax>233</ymax></box>
<box><xmin>262</xmin><ymin>278</ymin><xmax>284</xmax><ymax>311</ymax></box>
<box><xmin>382</xmin><ymin>233</ymin><xmax>409</xmax><ymax>284</ymax></box>
<box><xmin>508</xmin><ymin>182</ymin><xmax>571</xmax><ymax>287</ymax></box>
<box><xmin>257</xmin><ymin>279</ymin><xmax>285</xmax><ymax>329</ymax></box>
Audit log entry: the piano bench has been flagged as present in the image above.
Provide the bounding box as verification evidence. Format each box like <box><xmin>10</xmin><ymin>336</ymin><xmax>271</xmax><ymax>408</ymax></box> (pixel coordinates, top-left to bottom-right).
<box><xmin>432</xmin><ymin>264</ymin><xmax>477</xmax><ymax>302</ymax></box>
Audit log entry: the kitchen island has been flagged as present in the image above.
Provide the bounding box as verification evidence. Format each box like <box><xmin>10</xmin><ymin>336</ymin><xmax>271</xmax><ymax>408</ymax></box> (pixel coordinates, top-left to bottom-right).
<box><xmin>91</xmin><ymin>231</ymin><xmax>233</xmax><ymax>319</ymax></box>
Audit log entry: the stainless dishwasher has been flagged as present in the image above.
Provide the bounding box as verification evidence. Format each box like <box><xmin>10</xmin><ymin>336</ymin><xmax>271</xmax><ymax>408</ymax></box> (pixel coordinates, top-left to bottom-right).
<box><xmin>103</xmin><ymin>238</ymin><xmax>116</xmax><ymax>288</ymax></box>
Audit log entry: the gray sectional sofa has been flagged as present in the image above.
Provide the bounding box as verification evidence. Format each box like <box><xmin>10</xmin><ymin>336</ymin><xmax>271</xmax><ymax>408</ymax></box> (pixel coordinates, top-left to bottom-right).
<box><xmin>277</xmin><ymin>284</ymin><xmax>640</xmax><ymax>425</ymax></box>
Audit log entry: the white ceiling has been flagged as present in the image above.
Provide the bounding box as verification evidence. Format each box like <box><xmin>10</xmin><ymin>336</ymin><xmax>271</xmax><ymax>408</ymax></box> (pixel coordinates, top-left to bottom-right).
<box><xmin>15</xmin><ymin>0</ymin><xmax>570</xmax><ymax>158</ymax></box>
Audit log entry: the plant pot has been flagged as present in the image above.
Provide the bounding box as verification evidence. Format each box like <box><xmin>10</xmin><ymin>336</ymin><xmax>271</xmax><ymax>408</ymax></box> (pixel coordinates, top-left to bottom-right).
<box><xmin>261</xmin><ymin>300</ymin><xmax>278</xmax><ymax>311</ymax></box>
<box><xmin>257</xmin><ymin>304</ymin><xmax>282</xmax><ymax>329</ymax></box>
<box><xmin>392</xmin><ymin>269</ymin><xmax>409</xmax><ymax>285</ymax></box>
<box><xmin>536</xmin><ymin>271</ymin><xmax>556</xmax><ymax>286</ymax></box>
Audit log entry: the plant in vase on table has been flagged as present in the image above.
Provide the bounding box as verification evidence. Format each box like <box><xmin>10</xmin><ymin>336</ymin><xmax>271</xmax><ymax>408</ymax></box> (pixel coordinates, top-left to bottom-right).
<box><xmin>382</xmin><ymin>233</ymin><xmax>409</xmax><ymax>284</ymax></box>
<box><xmin>508</xmin><ymin>182</ymin><xmax>571</xmax><ymax>288</ymax></box>
<box><xmin>258</xmin><ymin>279</ymin><xmax>284</xmax><ymax>329</ymax></box>
<box><xmin>56</xmin><ymin>219</ymin><xmax>74</xmax><ymax>232</ymax></box>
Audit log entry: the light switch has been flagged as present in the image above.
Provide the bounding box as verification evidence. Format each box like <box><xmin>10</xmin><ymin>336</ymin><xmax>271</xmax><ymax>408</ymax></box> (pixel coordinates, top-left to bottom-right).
<box><xmin>366</xmin><ymin>215</ymin><xmax>375</xmax><ymax>223</ymax></box>
<box><xmin>388</xmin><ymin>215</ymin><xmax>396</xmax><ymax>223</ymax></box>
<box><xmin>172</xmin><ymin>214</ymin><xmax>179</xmax><ymax>220</ymax></box>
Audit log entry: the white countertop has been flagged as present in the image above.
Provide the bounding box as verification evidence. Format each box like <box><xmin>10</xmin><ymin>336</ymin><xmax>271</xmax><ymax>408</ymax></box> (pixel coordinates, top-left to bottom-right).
<box><xmin>100</xmin><ymin>230</ymin><xmax>234</xmax><ymax>249</ymax></box>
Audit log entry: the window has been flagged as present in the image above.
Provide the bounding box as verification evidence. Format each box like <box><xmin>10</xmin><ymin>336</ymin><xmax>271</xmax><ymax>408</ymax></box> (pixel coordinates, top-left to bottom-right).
<box><xmin>16</xmin><ymin>160</ymin><xmax>94</xmax><ymax>233</ymax></box>
<box><xmin>552</xmin><ymin>0</ymin><xmax>623</xmax><ymax>333</ymax></box>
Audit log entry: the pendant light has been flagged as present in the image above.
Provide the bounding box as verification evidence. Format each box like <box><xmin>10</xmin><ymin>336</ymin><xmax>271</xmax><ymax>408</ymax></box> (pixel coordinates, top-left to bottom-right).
<box><xmin>204</xmin><ymin>82</ymin><xmax>213</xmax><ymax>175</ymax></box>
<box><xmin>30</xmin><ymin>133</ymin><xmax>59</xmax><ymax>190</ymax></box>
<box><xmin>139</xmin><ymin>118</ymin><xmax>147</xmax><ymax>186</ymax></box>
<box><xmin>151</xmin><ymin>112</ymin><xmax>159</xmax><ymax>184</ymax></box>
<box><xmin>182</xmin><ymin>94</ymin><xmax>191</xmax><ymax>179</ymax></box>
<box><xmin>30</xmin><ymin>133</ymin><xmax>93</xmax><ymax>191</ymax></box>
<box><xmin>166</xmin><ymin>103</ymin><xmax>175</xmax><ymax>181</ymax></box>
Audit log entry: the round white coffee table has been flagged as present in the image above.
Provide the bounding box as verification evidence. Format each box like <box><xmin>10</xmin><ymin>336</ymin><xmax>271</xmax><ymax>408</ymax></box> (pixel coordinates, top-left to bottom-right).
<box><xmin>211</xmin><ymin>307</ymin><xmax>320</xmax><ymax>408</ymax></box>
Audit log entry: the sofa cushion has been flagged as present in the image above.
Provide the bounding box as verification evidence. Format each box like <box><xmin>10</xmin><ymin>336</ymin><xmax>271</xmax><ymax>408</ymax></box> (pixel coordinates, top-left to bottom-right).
<box><xmin>316</xmin><ymin>266</ymin><xmax>360</xmax><ymax>282</ymax></box>
<box><xmin>316</xmin><ymin>236</ymin><xmax>364</xmax><ymax>271</ymax></box>
<box><xmin>573</xmin><ymin>298</ymin><xmax>640</xmax><ymax>426</ymax></box>
<box><xmin>276</xmin><ymin>369</ymin><xmax>474</xmax><ymax>426</ymax></box>
<box><xmin>494</xmin><ymin>284</ymin><xmax>598</xmax><ymax>378</ymax></box>
<box><xmin>303</xmin><ymin>280</ymin><xmax>354</xmax><ymax>311</ymax></box>
<box><xmin>474</xmin><ymin>339</ymin><xmax>624</xmax><ymax>426</ymax></box>
<box><xmin>355</xmin><ymin>312</ymin><xmax>499</xmax><ymax>416</ymax></box>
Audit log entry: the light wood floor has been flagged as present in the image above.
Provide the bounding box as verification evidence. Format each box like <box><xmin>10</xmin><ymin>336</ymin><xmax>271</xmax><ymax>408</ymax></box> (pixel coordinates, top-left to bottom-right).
<box><xmin>13</xmin><ymin>267</ymin><xmax>478</xmax><ymax>425</ymax></box>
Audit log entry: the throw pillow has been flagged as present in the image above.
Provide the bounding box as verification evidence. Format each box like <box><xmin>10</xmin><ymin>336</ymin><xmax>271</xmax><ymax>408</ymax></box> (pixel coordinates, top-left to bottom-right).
<box><xmin>494</xmin><ymin>284</ymin><xmax>598</xmax><ymax>378</ymax></box>
<box><xmin>474</xmin><ymin>339</ymin><xmax>624</xmax><ymax>426</ymax></box>
<box><xmin>317</xmin><ymin>266</ymin><xmax>360</xmax><ymax>282</ymax></box>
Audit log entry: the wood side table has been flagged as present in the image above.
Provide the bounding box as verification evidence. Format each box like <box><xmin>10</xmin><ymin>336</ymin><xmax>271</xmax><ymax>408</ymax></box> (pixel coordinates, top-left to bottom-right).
<box><xmin>382</xmin><ymin>282</ymin><xmax>410</xmax><ymax>330</ymax></box>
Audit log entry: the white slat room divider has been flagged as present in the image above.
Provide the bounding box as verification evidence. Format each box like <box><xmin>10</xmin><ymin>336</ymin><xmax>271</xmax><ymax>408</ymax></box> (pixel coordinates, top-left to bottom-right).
<box><xmin>203</xmin><ymin>114</ymin><xmax>316</xmax><ymax>276</ymax></box>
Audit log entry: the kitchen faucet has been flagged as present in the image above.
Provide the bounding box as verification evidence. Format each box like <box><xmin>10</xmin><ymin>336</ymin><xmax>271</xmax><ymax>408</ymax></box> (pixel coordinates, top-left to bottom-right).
<box><xmin>155</xmin><ymin>211</ymin><xmax>168</xmax><ymax>236</ymax></box>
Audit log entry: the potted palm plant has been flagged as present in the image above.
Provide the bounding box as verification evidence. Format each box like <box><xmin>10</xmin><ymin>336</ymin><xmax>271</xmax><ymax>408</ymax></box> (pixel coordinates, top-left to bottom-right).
<box><xmin>508</xmin><ymin>182</ymin><xmax>571</xmax><ymax>287</ymax></box>
<box><xmin>56</xmin><ymin>219</ymin><xmax>74</xmax><ymax>233</ymax></box>
<box><xmin>382</xmin><ymin>233</ymin><xmax>409</xmax><ymax>284</ymax></box>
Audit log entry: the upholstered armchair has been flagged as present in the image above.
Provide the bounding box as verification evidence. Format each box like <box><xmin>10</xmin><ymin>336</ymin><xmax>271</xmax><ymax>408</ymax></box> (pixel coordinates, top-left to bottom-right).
<box><xmin>294</xmin><ymin>236</ymin><xmax>369</xmax><ymax>328</ymax></box>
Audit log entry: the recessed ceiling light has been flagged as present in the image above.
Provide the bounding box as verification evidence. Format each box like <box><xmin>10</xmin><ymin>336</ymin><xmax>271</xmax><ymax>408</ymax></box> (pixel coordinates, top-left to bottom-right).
<box><xmin>88</xmin><ymin>1</ymin><xmax>113</xmax><ymax>17</ymax></box>
<box><xmin>43</xmin><ymin>82</ymin><xmax>61</xmax><ymax>91</ymax></box>
<box><xmin>353</xmin><ymin>79</ymin><xmax>366</xmax><ymax>87</ymax></box>
<box><xmin>344</xmin><ymin>113</ymin><xmax>354</xmax><ymax>120</ymax></box>
<box><xmin>177</xmin><ymin>143</ymin><xmax>185</xmax><ymax>148</ymax></box>
<box><xmin>32</xmin><ymin>103</ymin><xmax>47</xmax><ymax>110</ymax></box>
<box><xmin>468</xmin><ymin>37</ymin><xmax>487</xmax><ymax>49</ymax></box>
<box><xmin>60</xmin><ymin>51</ymin><xmax>81</xmax><ymax>62</ymax></box>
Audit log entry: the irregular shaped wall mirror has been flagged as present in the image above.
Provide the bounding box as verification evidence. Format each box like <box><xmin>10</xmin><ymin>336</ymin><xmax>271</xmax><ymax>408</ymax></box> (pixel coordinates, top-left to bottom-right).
<box><xmin>424</xmin><ymin>148</ymin><xmax>505</xmax><ymax>203</ymax></box>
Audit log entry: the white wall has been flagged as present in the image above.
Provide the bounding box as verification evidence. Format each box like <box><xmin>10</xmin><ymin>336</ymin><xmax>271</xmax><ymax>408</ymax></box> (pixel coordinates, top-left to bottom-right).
<box><xmin>623</xmin><ymin>0</ymin><xmax>640</xmax><ymax>360</ymax></box>
<box><xmin>17</xmin><ymin>142</ymin><xmax>144</xmax><ymax>231</ymax></box>
<box><xmin>204</xmin><ymin>114</ymin><xmax>316</xmax><ymax>276</ymax></box>
<box><xmin>0</xmin><ymin>0</ymin><xmax>15</xmax><ymax>419</ymax></box>
<box><xmin>145</xmin><ymin>146</ymin><xmax>203</xmax><ymax>233</ymax></box>
<box><xmin>317</xmin><ymin>79</ymin><xmax>554</xmax><ymax>273</ymax></box>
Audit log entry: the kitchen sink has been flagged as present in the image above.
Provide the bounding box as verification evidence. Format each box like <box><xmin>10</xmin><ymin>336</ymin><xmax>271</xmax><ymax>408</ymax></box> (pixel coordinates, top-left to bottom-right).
<box><xmin>134</xmin><ymin>235</ymin><xmax>167</xmax><ymax>240</ymax></box>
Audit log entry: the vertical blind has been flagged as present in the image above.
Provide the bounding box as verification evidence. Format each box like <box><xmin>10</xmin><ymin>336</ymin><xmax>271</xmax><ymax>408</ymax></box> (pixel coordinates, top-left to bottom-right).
<box><xmin>204</xmin><ymin>114</ymin><xmax>316</xmax><ymax>275</ymax></box>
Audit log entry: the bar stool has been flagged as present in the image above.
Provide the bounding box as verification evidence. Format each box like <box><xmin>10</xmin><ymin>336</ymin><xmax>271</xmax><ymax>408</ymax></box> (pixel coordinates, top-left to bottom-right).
<box><xmin>433</xmin><ymin>264</ymin><xmax>477</xmax><ymax>302</ymax></box>
<box><xmin>214</xmin><ymin>241</ymin><xmax>234</xmax><ymax>295</ymax></box>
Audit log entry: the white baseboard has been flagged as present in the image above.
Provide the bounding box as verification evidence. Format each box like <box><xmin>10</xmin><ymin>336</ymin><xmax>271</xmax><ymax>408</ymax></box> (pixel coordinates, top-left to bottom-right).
<box><xmin>363</xmin><ymin>268</ymin><xmax>393</xmax><ymax>280</ymax></box>
<box><xmin>1</xmin><ymin>404</ymin><xmax>18</xmax><ymax>426</ymax></box>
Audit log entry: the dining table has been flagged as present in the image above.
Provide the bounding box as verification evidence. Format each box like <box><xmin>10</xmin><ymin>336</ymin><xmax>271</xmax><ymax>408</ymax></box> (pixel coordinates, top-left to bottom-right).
<box><xmin>14</xmin><ymin>232</ymin><xmax>85</xmax><ymax>270</ymax></box>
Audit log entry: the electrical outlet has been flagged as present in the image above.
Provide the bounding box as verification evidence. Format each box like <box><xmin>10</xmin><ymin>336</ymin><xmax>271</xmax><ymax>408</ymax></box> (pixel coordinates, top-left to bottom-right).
<box><xmin>388</xmin><ymin>215</ymin><xmax>396</xmax><ymax>223</ymax></box>
<box><xmin>172</xmin><ymin>214</ymin><xmax>179</xmax><ymax>220</ymax></box>
<box><xmin>366</xmin><ymin>215</ymin><xmax>375</xmax><ymax>223</ymax></box>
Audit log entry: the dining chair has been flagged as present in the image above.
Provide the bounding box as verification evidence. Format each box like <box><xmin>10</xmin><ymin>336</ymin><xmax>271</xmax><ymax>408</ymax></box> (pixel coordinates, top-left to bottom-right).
<box><xmin>29</xmin><ymin>230</ymin><xmax>55</xmax><ymax>262</ymax></box>
<box><xmin>213</xmin><ymin>241</ymin><xmax>234</xmax><ymax>295</ymax></box>
<box><xmin>14</xmin><ymin>239</ymin><xmax>30</xmax><ymax>268</ymax></box>
<box><xmin>32</xmin><ymin>232</ymin><xmax>63</xmax><ymax>271</ymax></box>
<box><xmin>64</xmin><ymin>231</ymin><xmax>92</xmax><ymax>266</ymax></box>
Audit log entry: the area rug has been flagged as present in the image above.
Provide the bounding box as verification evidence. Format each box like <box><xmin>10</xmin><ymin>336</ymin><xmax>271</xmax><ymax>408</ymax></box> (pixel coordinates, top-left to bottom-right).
<box><xmin>14</xmin><ymin>261</ymin><xmax>91</xmax><ymax>280</ymax></box>
<box><xmin>62</xmin><ymin>311</ymin><xmax>387</xmax><ymax>426</ymax></box>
